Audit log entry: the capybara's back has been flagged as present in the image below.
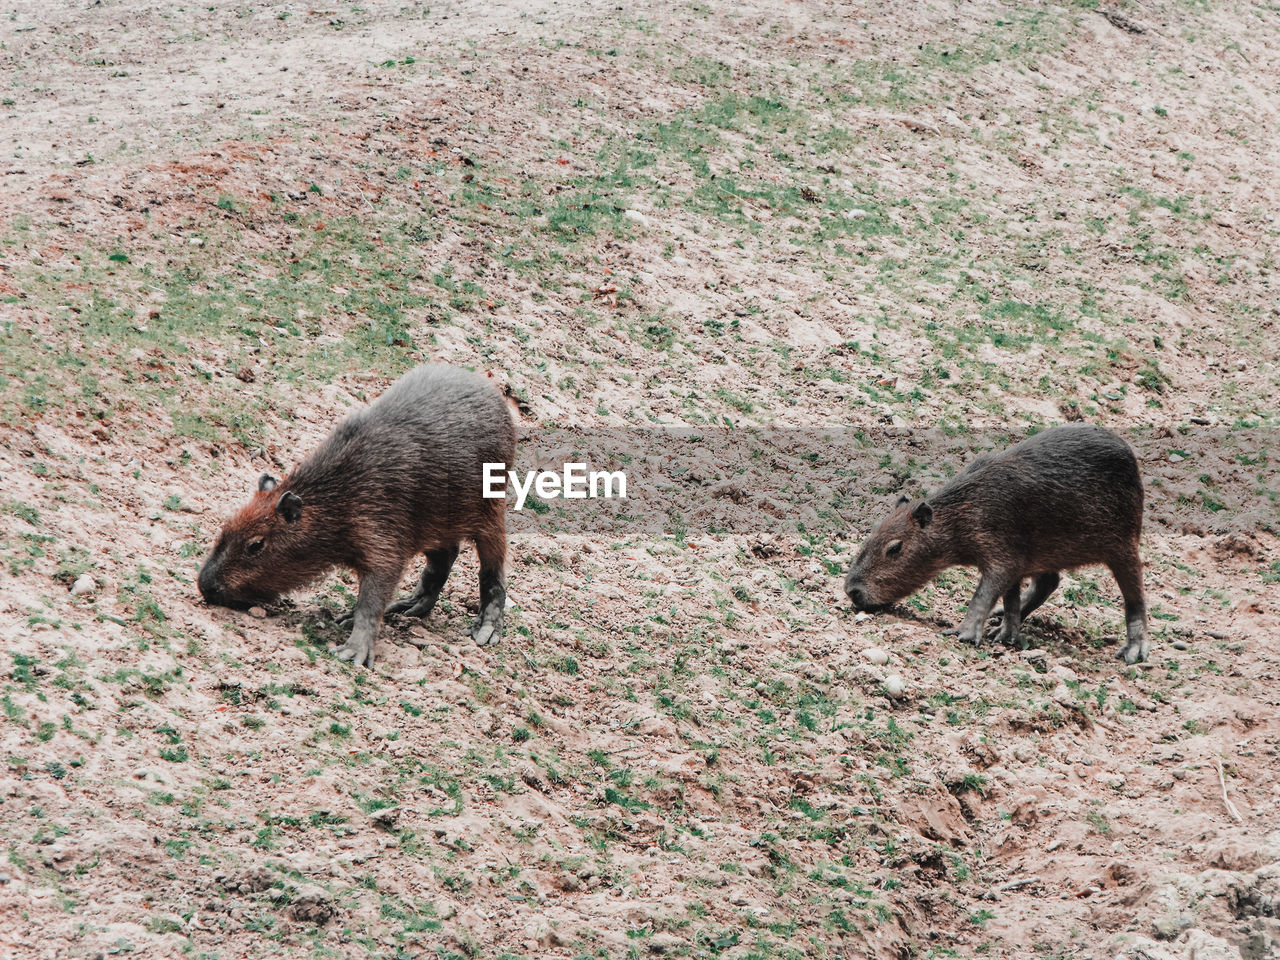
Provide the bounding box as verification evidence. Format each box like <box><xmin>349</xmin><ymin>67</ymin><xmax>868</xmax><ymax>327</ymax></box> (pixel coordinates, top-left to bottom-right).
<box><xmin>940</xmin><ymin>423</ymin><xmax>1143</xmax><ymax>574</ymax></box>
<box><xmin>288</xmin><ymin>365</ymin><xmax>515</xmax><ymax>559</ymax></box>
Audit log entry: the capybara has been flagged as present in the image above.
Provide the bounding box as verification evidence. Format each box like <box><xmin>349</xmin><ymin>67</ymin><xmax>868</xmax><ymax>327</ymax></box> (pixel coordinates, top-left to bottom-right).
<box><xmin>843</xmin><ymin>423</ymin><xmax>1149</xmax><ymax>664</ymax></box>
<box><xmin>197</xmin><ymin>364</ymin><xmax>515</xmax><ymax>667</ymax></box>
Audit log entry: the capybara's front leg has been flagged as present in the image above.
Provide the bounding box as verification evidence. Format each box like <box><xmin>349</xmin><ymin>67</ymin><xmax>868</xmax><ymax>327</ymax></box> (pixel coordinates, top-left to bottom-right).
<box><xmin>957</xmin><ymin>570</ymin><xmax>1014</xmax><ymax>646</ymax></box>
<box><xmin>990</xmin><ymin>583</ymin><xmax>1025</xmax><ymax>647</ymax></box>
<box><xmin>336</xmin><ymin>567</ymin><xmax>401</xmax><ymax>668</ymax></box>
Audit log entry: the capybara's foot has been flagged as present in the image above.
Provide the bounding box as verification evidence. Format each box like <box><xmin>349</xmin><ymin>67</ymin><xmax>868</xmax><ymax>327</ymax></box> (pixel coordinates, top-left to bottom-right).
<box><xmin>990</xmin><ymin>623</ymin><xmax>1021</xmax><ymax>647</ymax></box>
<box><xmin>335</xmin><ymin>635</ymin><xmax>375</xmax><ymax>668</ymax></box>
<box><xmin>1117</xmin><ymin>636</ymin><xmax>1149</xmax><ymax>665</ymax></box>
<box><xmin>386</xmin><ymin>592</ymin><xmax>441</xmax><ymax>620</ymax></box>
<box><xmin>470</xmin><ymin>612</ymin><xmax>503</xmax><ymax>647</ymax></box>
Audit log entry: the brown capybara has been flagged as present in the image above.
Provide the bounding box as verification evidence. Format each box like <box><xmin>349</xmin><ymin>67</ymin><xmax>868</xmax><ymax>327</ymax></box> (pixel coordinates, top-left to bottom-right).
<box><xmin>197</xmin><ymin>364</ymin><xmax>515</xmax><ymax>668</ymax></box>
<box><xmin>843</xmin><ymin>423</ymin><xmax>1149</xmax><ymax>664</ymax></box>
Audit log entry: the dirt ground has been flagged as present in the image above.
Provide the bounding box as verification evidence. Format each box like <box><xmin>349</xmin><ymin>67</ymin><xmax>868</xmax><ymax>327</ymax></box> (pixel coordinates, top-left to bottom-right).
<box><xmin>1</xmin><ymin>1</ymin><xmax>1278</xmax><ymax>958</ymax></box>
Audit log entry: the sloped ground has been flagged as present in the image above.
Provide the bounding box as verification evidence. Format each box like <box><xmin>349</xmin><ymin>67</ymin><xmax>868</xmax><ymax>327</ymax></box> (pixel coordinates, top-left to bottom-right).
<box><xmin>1</xmin><ymin>1</ymin><xmax>1278</xmax><ymax>958</ymax></box>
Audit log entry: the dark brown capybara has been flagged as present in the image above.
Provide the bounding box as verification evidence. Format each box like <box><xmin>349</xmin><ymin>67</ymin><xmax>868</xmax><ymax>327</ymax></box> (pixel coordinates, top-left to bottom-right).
<box><xmin>197</xmin><ymin>364</ymin><xmax>515</xmax><ymax>668</ymax></box>
<box><xmin>843</xmin><ymin>423</ymin><xmax>1149</xmax><ymax>664</ymax></box>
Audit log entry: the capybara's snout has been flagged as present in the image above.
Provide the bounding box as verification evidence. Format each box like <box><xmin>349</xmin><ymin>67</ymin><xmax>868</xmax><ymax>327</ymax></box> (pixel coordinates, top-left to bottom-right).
<box><xmin>844</xmin><ymin>572</ymin><xmax>881</xmax><ymax>612</ymax></box>
<box><xmin>196</xmin><ymin>557</ymin><xmax>249</xmax><ymax>610</ymax></box>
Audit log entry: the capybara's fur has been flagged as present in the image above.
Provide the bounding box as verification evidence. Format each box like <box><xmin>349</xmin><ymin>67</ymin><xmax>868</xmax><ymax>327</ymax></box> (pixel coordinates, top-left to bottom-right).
<box><xmin>198</xmin><ymin>364</ymin><xmax>515</xmax><ymax>667</ymax></box>
<box><xmin>843</xmin><ymin>423</ymin><xmax>1149</xmax><ymax>664</ymax></box>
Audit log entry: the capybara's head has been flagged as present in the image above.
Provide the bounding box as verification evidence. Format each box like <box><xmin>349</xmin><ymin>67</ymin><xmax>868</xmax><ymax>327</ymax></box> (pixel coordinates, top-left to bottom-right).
<box><xmin>197</xmin><ymin>474</ymin><xmax>312</xmax><ymax>608</ymax></box>
<box><xmin>844</xmin><ymin>494</ymin><xmax>945</xmax><ymax>612</ymax></box>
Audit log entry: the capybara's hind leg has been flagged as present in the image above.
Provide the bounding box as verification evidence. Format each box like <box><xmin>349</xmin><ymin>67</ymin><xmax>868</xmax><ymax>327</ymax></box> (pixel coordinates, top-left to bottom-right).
<box><xmin>1109</xmin><ymin>551</ymin><xmax>1149</xmax><ymax>665</ymax></box>
<box><xmin>386</xmin><ymin>545</ymin><xmax>460</xmax><ymax>619</ymax></box>
<box><xmin>470</xmin><ymin>527</ymin><xmax>507</xmax><ymax>647</ymax></box>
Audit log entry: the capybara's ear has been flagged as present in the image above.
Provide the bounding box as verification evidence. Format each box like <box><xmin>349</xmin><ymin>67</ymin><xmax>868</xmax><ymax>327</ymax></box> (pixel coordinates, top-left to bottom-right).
<box><xmin>259</xmin><ymin>474</ymin><xmax>279</xmax><ymax>492</ymax></box>
<box><xmin>896</xmin><ymin>493</ymin><xmax>910</xmax><ymax>507</ymax></box>
<box><xmin>276</xmin><ymin>491</ymin><xmax>303</xmax><ymax>523</ymax></box>
<box><xmin>913</xmin><ymin>502</ymin><xmax>933</xmax><ymax>528</ymax></box>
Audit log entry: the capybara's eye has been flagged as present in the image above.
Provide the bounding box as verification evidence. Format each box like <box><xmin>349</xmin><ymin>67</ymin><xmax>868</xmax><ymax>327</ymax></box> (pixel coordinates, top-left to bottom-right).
<box><xmin>245</xmin><ymin>538</ymin><xmax>265</xmax><ymax>558</ymax></box>
<box><xmin>885</xmin><ymin>540</ymin><xmax>903</xmax><ymax>558</ymax></box>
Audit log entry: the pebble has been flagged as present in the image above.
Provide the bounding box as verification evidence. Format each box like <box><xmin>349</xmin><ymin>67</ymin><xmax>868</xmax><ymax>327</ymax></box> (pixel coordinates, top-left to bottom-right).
<box><xmin>1051</xmin><ymin>682</ymin><xmax>1074</xmax><ymax>705</ymax></box>
<box><xmin>248</xmin><ymin>606</ymin><xmax>266</xmax><ymax>619</ymax></box>
<box><xmin>861</xmin><ymin>647</ymin><xmax>889</xmax><ymax>666</ymax></box>
<box><xmin>70</xmin><ymin>574</ymin><xmax>96</xmax><ymax>596</ymax></box>
<box><xmin>1171</xmin><ymin>640</ymin><xmax>1189</xmax><ymax>651</ymax></box>
<box><xmin>883</xmin><ymin>675</ymin><xmax>905</xmax><ymax>698</ymax></box>
<box><xmin>624</xmin><ymin>209</ymin><xmax>648</xmax><ymax>225</ymax></box>
<box><xmin>845</xmin><ymin>208</ymin><xmax>869</xmax><ymax>220</ymax></box>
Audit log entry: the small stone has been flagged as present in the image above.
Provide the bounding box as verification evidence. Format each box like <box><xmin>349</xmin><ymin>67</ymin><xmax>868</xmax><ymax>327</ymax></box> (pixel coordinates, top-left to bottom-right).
<box><xmin>1171</xmin><ymin>640</ymin><xmax>1189</xmax><ymax>651</ymax></box>
<box><xmin>248</xmin><ymin>606</ymin><xmax>267</xmax><ymax>619</ymax></box>
<box><xmin>639</xmin><ymin>716</ymin><xmax>676</xmax><ymax>738</ymax></box>
<box><xmin>1151</xmin><ymin>912</ymin><xmax>1186</xmax><ymax>940</ymax></box>
<box><xmin>1051</xmin><ymin>682</ymin><xmax>1074</xmax><ymax>705</ymax></box>
<box><xmin>883</xmin><ymin>675</ymin><xmax>905</xmax><ymax>698</ymax></box>
<box><xmin>624</xmin><ymin>209</ymin><xmax>648</xmax><ymax>225</ymax></box>
<box><xmin>284</xmin><ymin>886</ymin><xmax>335</xmax><ymax>925</ymax></box>
<box><xmin>671</xmin><ymin>255</ymin><xmax>690</xmax><ymax>267</ymax></box>
<box><xmin>846</xmin><ymin>208</ymin><xmax>869</xmax><ymax>220</ymax></box>
<box><xmin>519</xmin><ymin>763</ymin><xmax>547</xmax><ymax>793</ymax></box>
<box><xmin>861</xmin><ymin>647</ymin><xmax>889</xmax><ymax>666</ymax></box>
<box><xmin>70</xmin><ymin>574</ymin><xmax>96</xmax><ymax>596</ymax></box>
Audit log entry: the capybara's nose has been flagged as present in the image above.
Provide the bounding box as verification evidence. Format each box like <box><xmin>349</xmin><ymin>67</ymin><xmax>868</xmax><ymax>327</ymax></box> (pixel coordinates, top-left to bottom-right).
<box><xmin>197</xmin><ymin>563</ymin><xmax>221</xmax><ymax>603</ymax></box>
<box><xmin>846</xmin><ymin>583</ymin><xmax>867</xmax><ymax>610</ymax></box>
